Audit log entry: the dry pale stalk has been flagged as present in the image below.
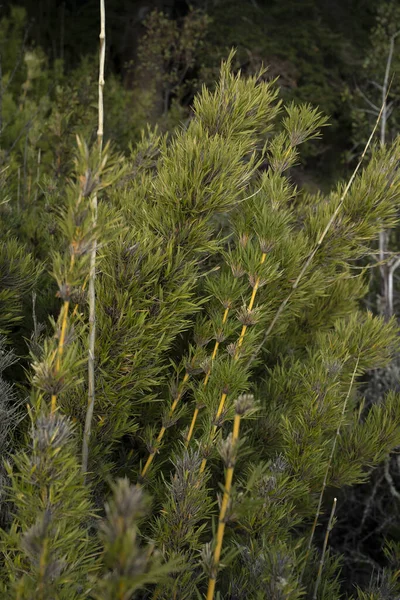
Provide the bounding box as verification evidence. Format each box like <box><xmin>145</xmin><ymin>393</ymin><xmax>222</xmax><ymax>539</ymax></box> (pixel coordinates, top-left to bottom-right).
<box><xmin>82</xmin><ymin>0</ymin><xmax>105</xmax><ymax>476</ymax></box>
<box><xmin>378</xmin><ymin>33</ymin><xmax>399</xmax><ymax>319</ymax></box>
<box><xmin>313</xmin><ymin>498</ymin><xmax>337</xmax><ymax>600</ymax></box>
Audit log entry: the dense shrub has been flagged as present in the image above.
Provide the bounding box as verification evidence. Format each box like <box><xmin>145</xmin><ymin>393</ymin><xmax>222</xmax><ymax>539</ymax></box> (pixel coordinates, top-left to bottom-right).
<box><xmin>2</xmin><ymin>4</ymin><xmax>400</xmax><ymax>598</ymax></box>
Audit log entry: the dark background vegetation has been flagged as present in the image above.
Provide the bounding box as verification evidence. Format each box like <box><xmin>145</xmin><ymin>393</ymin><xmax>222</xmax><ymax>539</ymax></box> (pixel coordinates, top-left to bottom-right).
<box><xmin>12</xmin><ymin>0</ymin><xmax>383</xmax><ymax>186</ymax></box>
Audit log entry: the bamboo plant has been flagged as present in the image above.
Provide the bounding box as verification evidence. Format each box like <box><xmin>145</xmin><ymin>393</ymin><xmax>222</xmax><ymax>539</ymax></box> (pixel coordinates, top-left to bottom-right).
<box><xmin>3</xmin><ymin>16</ymin><xmax>400</xmax><ymax>598</ymax></box>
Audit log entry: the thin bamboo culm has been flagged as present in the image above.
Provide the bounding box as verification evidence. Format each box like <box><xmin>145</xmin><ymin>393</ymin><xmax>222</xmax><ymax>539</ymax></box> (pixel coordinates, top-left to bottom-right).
<box><xmin>184</xmin><ymin>306</ymin><xmax>230</xmax><ymax>447</ymax></box>
<box><xmin>140</xmin><ymin>306</ymin><xmax>230</xmax><ymax>478</ymax></box>
<box><xmin>206</xmin><ymin>411</ymin><xmax>242</xmax><ymax>600</ymax></box>
<box><xmin>50</xmin><ymin>253</ymin><xmax>76</xmax><ymax>414</ymax></box>
<box><xmin>81</xmin><ymin>0</ymin><xmax>105</xmax><ymax>476</ymax></box>
<box><xmin>199</xmin><ymin>252</ymin><xmax>266</xmax><ymax>474</ymax></box>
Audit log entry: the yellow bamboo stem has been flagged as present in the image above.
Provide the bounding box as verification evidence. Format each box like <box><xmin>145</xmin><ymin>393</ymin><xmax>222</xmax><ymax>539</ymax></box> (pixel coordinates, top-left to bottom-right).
<box><xmin>185</xmin><ymin>307</ymin><xmax>230</xmax><ymax>447</ymax></box>
<box><xmin>206</xmin><ymin>412</ymin><xmax>241</xmax><ymax>600</ymax></box>
<box><xmin>200</xmin><ymin>252</ymin><xmax>266</xmax><ymax>473</ymax></box>
<box><xmin>56</xmin><ymin>301</ymin><xmax>70</xmax><ymax>370</ymax></box>
<box><xmin>50</xmin><ymin>394</ymin><xmax>57</xmax><ymax>414</ymax></box>
<box><xmin>50</xmin><ymin>252</ymin><xmax>76</xmax><ymax>415</ymax></box>
<box><xmin>140</xmin><ymin>372</ymin><xmax>190</xmax><ymax>478</ymax></box>
<box><xmin>236</xmin><ymin>253</ymin><xmax>265</xmax><ymax>350</ymax></box>
<box><xmin>142</xmin><ymin>302</ymin><xmax>231</xmax><ymax>475</ymax></box>
<box><xmin>50</xmin><ymin>298</ymin><xmax>70</xmax><ymax>414</ymax></box>
<box><xmin>185</xmin><ymin>406</ymin><xmax>199</xmax><ymax>446</ymax></box>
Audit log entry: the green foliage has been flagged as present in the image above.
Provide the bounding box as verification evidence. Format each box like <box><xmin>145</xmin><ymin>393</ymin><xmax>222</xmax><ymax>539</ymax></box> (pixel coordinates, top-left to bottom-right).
<box><xmin>133</xmin><ymin>7</ymin><xmax>211</xmax><ymax>131</ymax></box>
<box><xmin>93</xmin><ymin>478</ymin><xmax>176</xmax><ymax>599</ymax></box>
<box><xmin>0</xmin><ymin>411</ymin><xmax>95</xmax><ymax>599</ymax></box>
<box><xmin>0</xmin><ymin>238</ymin><xmax>39</xmax><ymax>335</ymax></box>
<box><xmin>3</xmin><ymin>26</ymin><xmax>400</xmax><ymax>598</ymax></box>
<box><xmin>0</xmin><ymin>336</ymin><xmax>20</xmax><ymax>529</ymax></box>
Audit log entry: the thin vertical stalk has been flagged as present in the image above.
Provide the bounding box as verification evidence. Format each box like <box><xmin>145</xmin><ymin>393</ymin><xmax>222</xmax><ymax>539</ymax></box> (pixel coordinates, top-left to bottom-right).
<box><xmin>312</xmin><ymin>498</ymin><xmax>337</xmax><ymax>600</ymax></box>
<box><xmin>379</xmin><ymin>31</ymin><xmax>399</xmax><ymax>319</ymax></box>
<box><xmin>199</xmin><ymin>252</ymin><xmax>266</xmax><ymax>474</ymax></box>
<box><xmin>300</xmin><ymin>358</ymin><xmax>359</xmax><ymax>583</ymax></box>
<box><xmin>185</xmin><ymin>306</ymin><xmax>230</xmax><ymax>447</ymax></box>
<box><xmin>140</xmin><ymin>372</ymin><xmax>190</xmax><ymax>478</ymax></box>
<box><xmin>82</xmin><ymin>0</ymin><xmax>105</xmax><ymax>476</ymax></box>
<box><xmin>206</xmin><ymin>412</ymin><xmax>241</xmax><ymax>600</ymax></box>
<box><xmin>380</xmin><ymin>33</ymin><xmax>398</xmax><ymax>148</ymax></box>
<box><xmin>50</xmin><ymin>252</ymin><xmax>77</xmax><ymax>414</ymax></box>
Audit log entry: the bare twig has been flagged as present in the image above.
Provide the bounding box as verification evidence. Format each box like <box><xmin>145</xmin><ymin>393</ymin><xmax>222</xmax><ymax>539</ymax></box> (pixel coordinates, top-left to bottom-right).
<box><xmin>384</xmin><ymin>456</ymin><xmax>400</xmax><ymax>501</ymax></box>
<box><xmin>82</xmin><ymin>0</ymin><xmax>105</xmax><ymax>477</ymax></box>
<box><xmin>356</xmin><ymin>85</ymin><xmax>380</xmax><ymax>112</ymax></box>
<box><xmin>391</xmin><ymin>255</ymin><xmax>400</xmax><ymax>273</ymax></box>
<box><xmin>369</xmin><ymin>79</ymin><xmax>384</xmax><ymax>92</ymax></box>
<box><xmin>358</xmin><ymin>472</ymin><xmax>384</xmax><ymax>534</ymax></box>
<box><xmin>381</xmin><ymin>31</ymin><xmax>399</xmax><ymax>147</ymax></box>
<box><xmin>360</xmin><ymin>513</ymin><xmax>394</xmax><ymax>544</ymax></box>
<box><xmin>313</xmin><ymin>498</ymin><xmax>337</xmax><ymax>600</ymax></box>
<box><xmin>378</xmin><ymin>31</ymin><xmax>399</xmax><ymax>319</ymax></box>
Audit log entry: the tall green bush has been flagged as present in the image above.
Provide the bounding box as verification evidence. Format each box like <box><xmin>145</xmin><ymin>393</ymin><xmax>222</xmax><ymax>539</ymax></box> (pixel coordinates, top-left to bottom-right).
<box><xmin>2</xmin><ymin>40</ymin><xmax>400</xmax><ymax>600</ymax></box>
